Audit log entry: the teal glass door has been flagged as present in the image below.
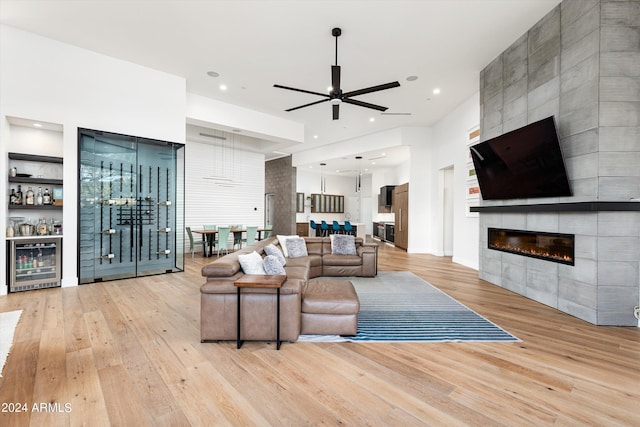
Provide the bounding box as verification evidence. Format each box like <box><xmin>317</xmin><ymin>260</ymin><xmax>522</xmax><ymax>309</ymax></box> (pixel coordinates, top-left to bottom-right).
<box><xmin>78</xmin><ymin>129</ymin><xmax>184</xmax><ymax>284</ymax></box>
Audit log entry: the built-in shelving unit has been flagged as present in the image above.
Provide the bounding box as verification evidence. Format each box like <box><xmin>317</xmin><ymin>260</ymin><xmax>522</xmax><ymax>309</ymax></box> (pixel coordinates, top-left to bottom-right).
<box><xmin>8</xmin><ymin>152</ymin><xmax>63</xmax><ymax>210</ymax></box>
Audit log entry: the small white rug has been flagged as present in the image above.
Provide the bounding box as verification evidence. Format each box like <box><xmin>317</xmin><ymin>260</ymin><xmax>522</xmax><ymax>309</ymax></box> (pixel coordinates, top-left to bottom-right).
<box><xmin>0</xmin><ymin>310</ymin><xmax>23</xmax><ymax>378</ymax></box>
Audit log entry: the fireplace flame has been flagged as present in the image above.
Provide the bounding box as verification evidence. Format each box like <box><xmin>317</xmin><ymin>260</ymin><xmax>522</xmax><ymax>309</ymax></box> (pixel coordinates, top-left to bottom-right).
<box><xmin>490</xmin><ymin>242</ymin><xmax>573</xmax><ymax>263</ymax></box>
<box><xmin>488</xmin><ymin>228</ymin><xmax>575</xmax><ymax>265</ymax></box>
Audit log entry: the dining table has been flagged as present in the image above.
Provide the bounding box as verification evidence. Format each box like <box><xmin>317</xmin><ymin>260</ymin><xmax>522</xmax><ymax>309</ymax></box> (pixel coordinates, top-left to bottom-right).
<box><xmin>191</xmin><ymin>228</ymin><xmax>267</xmax><ymax>257</ymax></box>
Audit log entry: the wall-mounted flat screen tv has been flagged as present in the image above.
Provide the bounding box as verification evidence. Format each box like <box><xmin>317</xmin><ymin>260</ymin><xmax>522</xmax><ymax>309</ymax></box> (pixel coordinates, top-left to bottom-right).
<box><xmin>470</xmin><ymin>116</ymin><xmax>571</xmax><ymax>200</ymax></box>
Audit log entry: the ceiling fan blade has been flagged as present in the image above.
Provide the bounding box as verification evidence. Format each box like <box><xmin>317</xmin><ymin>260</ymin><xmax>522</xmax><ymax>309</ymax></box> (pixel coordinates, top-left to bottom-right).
<box><xmin>342</xmin><ymin>98</ymin><xmax>388</xmax><ymax>111</ymax></box>
<box><xmin>331</xmin><ymin>65</ymin><xmax>341</xmax><ymax>91</ymax></box>
<box><xmin>274</xmin><ymin>84</ymin><xmax>330</xmax><ymax>98</ymax></box>
<box><xmin>333</xmin><ymin>104</ymin><xmax>339</xmax><ymax>120</ymax></box>
<box><xmin>286</xmin><ymin>98</ymin><xmax>330</xmax><ymax>112</ymax></box>
<box><xmin>343</xmin><ymin>81</ymin><xmax>400</xmax><ymax>98</ymax></box>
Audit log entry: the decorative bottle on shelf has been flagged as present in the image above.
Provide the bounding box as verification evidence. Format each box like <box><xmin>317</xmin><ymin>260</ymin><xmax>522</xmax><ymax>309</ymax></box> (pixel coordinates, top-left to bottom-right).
<box><xmin>10</xmin><ymin>188</ymin><xmax>17</xmax><ymax>205</ymax></box>
<box><xmin>37</xmin><ymin>217</ymin><xmax>49</xmax><ymax>236</ymax></box>
<box><xmin>16</xmin><ymin>185</ymin><xmax>23</xmax><ymax>205</ymax></box>
<box><xmin>37</xmin><ymin>249</ymin><xmax>43</xmax><ymax>267</ymax></box>
<box><xmin>36</xmin><ymin>187</ymin><xmax>43</xmax><ymax>206</ymax></box>
<box><xmin>43</xmin><ymin>188</ymin><xmax>52</xmax><ymax>205</ymax></box>
<box><xmin>25</xmin><ymin>186</ymin><xmax>35</xmax><ymax>205</ymax></box>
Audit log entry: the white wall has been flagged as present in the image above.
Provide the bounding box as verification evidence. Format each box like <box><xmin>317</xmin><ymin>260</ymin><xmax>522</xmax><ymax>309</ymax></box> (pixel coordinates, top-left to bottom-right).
<box><xmin>429</xmin><ymin>94</ymin><xmax>480</xmax><ymax>269</ymax></box>
<box><xmin>186</xmin><ymin>93</ymin><xmax>304</xmax><ymax>145</ymax></box>
<box><xmin>185</xmin><ymin>140</ymin><xmax>264</xmax><ymax>231</ymax></box>
<box><xmin>0</xmin><ymin>25</ymin><xmax>186</xmax><ymax>294</ymax></box>
<box><xmin>404</xmin><ymin>126</ymin><xmax>432</xmax><ymax>253</ymax></box>
<box><xmin>345</xmin><ymin>97</ymin><xmax>480</xmax><ymax>268</ymax></box>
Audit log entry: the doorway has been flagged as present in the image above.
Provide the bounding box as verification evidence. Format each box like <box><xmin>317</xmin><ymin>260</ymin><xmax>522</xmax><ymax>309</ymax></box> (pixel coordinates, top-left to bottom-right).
<box><xmin>265</xmin><ymin>193</ymin><xmax>275</xmax><ymax>228</ymax></box>
<box><xmin>440</xmin><ymin>166</ymin><xmax>454</xmax><ymax>256</ymax></box>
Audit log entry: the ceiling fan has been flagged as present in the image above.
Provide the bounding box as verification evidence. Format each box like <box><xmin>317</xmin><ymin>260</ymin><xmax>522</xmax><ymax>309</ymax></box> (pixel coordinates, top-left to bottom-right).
<box><xmin>274</xmin><ymin>28</ymin><xmax>400</xmax><ymax>120</ymax></box>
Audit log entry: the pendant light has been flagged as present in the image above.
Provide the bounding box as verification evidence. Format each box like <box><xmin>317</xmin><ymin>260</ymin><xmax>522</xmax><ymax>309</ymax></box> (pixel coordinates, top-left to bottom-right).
<box><xmin>355</xmin><ymin>156</ymin><xmax>362</xmax><ymax>192</ymax></box>
<box><xmin>320</xmin><ymin>162</ymin><xmax>326</xmax><ymax>194</ymax></box>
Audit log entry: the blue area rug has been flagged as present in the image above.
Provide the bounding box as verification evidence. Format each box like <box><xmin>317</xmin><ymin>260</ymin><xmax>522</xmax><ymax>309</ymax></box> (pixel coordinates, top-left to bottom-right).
<box><xmin>298</xmin><ymin>271</ymin><xmax>519</xmax><ymax>343</ymax></box>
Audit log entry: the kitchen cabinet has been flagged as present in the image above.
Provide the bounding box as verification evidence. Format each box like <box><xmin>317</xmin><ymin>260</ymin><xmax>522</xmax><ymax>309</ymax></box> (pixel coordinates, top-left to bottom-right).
<box><xmin>393</xmin><ymin>183</ymin><xmax>409</xmax><ymax>250</ymax></box>
<box><xmin>296</xmin><ymin>192</ymin><xmax>304</xmax><ymax>213</ymax></box>
<box><xmin>310</xmin><ymin>193</ymin><xmax>344</xmax><ymax>213</ymax></box>
<box><xmin>296</xmin><ymin>222</ymin><xmax>309</xmax><ymax>237</ymax></box>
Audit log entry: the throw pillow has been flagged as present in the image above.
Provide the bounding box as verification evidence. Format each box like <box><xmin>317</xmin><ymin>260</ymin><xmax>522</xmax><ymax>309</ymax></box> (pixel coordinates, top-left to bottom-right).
<box><xmin>330</xmin><ymin>234</ymin><xmax>357</xmax><ymax>255</ymax></box>
<box><xmin>264</xmin><ymin>244</ymin><xmax>286</xmax><ymax>266</ymax></box>
<box><xmin>276</xmin><ymin>234</ymin><xmax>298</xmax><ymax>257</ymax></box>
<box><xmin>263</xmin><ymin>255</ymin><xmax>286</xmax><ymax>275</ymax></box>
<box><xmin>285</xmin><ymin>237</ymin><xmax>308</xmax><ymax>258</ymax></box>
<box><xmin>238</xmin><ymin>251</ymin><xmax>266</xmax><ymax>274</ymax></box>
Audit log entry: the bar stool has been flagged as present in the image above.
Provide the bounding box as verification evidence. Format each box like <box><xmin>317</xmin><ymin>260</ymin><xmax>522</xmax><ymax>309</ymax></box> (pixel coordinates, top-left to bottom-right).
<box><xmin>332</xmin><ymin>220</ymin><xmax>341</xmax><ymax>234</ymax></box>
<box><xmin>310</xmin><ymin>220</ymin><xmax>319</xmax><ymax>237</ymax></box>
<box><xmin>320</xmin><ymin>220</ymin><xmax>329</xmax><ymax>237</ymax></box>
<box><xmin>343</xmin><ymin>221</ymin><xmax>354</xmax><ymax>236</ymax></box>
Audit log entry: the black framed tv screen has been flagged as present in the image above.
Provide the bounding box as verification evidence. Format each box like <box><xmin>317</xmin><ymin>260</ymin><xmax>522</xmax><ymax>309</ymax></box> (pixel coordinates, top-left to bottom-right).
<box><xmin>470</xmin><ymin>116</ymin><xmax>571</xmax><ymax>200</ymax></box>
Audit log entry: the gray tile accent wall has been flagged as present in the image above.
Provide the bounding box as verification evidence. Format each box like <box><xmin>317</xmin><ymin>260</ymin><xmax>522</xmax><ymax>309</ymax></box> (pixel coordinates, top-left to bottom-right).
<box><xmin>265</xmin><ymin>156</ymin><xmax>296</xmax><ymax>236</ymax></box>
<box><xmin>478</xmin><ymin>0</ymin><xmax>640</xmax><ymax>326</ymax></box>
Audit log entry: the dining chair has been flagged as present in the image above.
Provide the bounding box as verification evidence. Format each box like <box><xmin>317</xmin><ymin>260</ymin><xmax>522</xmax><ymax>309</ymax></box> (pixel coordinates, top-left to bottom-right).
<box><xmin>243</xmin><ymin>226</ymin><xmax>258</xmax><ymax>246</ymax></box>
<box><xmin>232</xmin><ymin>224</ymin><xmax>244</xmax><ymax>250</ymax></box>
<box><xmin>202</xmin><ymin>224</ymin><xmax>217</xmax><ymax>253</ymax></box>
<box><xmin>216</xmin><ymin>226</ymin><xmax>231</xmax><ymax>256</ymax></box>
<box><xmin>186</xmin><ymin>227</ymin><xmax>204</xmax><ymax>258</ymax></box>
<box><xmin>310</xmin><ymin>220</ymin><xmax>318</xmax><ymax>237</ymax></box>
<box><xmin>343</xmin><ymin>221</ymin><xmax>354</xmax><ymax>236</ymax></box>
<box><xmin>262</xmin><ymin>225</ymin><xmax>273</xmax><ymax>239</ymax></box>
<box><xmin>332</xmin><ymin>220</ymin><xmax>341</xmax><ymax>234</ymax></box>
<box><xmin>320</xmin><ymin>220</ymin><xmax>329</xmax><ymax>237</ymax></box>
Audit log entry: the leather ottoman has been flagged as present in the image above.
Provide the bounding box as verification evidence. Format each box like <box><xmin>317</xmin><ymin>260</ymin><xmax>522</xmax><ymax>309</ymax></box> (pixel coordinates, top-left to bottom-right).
<box><xmin>301</xmin><ymin>279</ymin><xmax>360</xmax><ymax>335</ymax></box>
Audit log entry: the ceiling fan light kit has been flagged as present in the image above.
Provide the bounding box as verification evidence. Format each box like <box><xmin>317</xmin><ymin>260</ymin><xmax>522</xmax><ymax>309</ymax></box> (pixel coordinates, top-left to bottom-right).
<box><xmin>274</xmin><ymin>27</ymin><xmax>400</xmax><ymax>120</ymax></box>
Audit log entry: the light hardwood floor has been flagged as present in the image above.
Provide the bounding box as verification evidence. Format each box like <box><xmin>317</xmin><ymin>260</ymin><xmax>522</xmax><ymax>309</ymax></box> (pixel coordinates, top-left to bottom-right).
<box><xmin>1</xmin><ymin>242</ymin><xmax>639</xmax><ymax>426</ymax></box>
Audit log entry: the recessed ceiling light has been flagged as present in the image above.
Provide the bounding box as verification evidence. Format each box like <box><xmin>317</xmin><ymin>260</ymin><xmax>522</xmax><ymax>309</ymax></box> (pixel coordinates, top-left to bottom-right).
<box><xmin>406</xmin><ymin>75</ymin><xmax>418</xmax><ymax>81</ymax></box>
<box><xmin>433</xmin><ymin>88</ymin><xmax>441</xmax><ymax>95</ymax></box>
<box><xmin>369</xmin><ymin>117</ymin><xmax>375</xmax><ymax>122</ymax></box>
<box><xmin>219</xmin><ymin>84</ymin><xmax>227</xmax><ymax>91</ymax></box>
<box><xmin>381</xmin><ymin>152</ymin><xmax>386</xmax><ymax>156</ymax></box>
<box><xmin>372</xmin><ymin>161</ymin><xmax>376</xmax><ymax>165</ymax></box>
<box><xmin>207</xmin><ymin>71</ymin><xmax>219</xmax><ymax>77</ymax></box>
<box><xmin>313</xmin><ymin>134</ymin><xmax>318</xmax><ymax>139</ymax></box>
<box><xmin>33</xmin><ymin>123</ymin><xmax>42</xmax><ymax>128</ymax></box>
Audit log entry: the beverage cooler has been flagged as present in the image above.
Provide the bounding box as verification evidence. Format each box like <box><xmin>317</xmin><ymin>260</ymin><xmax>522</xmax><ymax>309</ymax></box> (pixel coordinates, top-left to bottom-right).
<box><xmin>7</xmin><ymin>236</ymin><xmax>62</xmax><ymax>293</ymax></box>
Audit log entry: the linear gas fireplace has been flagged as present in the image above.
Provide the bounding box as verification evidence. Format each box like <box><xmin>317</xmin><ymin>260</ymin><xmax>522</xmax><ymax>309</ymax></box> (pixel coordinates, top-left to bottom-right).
<box><xmin>488</xmin><ymin>228</ymin><xmax>574</xmax><ymax>265</ymax></box>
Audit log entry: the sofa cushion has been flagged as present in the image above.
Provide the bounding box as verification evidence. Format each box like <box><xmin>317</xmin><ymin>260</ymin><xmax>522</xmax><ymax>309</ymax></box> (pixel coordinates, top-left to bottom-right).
<box><xmin>276</xmin><ymin>234</ymin><xmax>298</xmax><ymax>257</ymax></box>
<box><xmin>264</xmin><ymin>244</ymin><xmax>286</xmax><ymax>266</ymax></box>
<box><xmin>330</xmin><ymin>234</ymin><xmax>357</xmax><ymax>255</ymax></box>
<box><xmin>238</xmin><ymin>251</ymin><xmax>266</xmax><ymax>274</ymax></box>
<box><xmin>286</xmin><ymin>237</ymin><xmax>308</xmax><ymax>258</ymax></box>
<box><xmin>263</xmin><ymin>255</ymin><xmax>286</xmax><ymax>275</ymax></box>
<box><xmin>322</xmin><ymin>254</ymin><xmax>362</xmax><ymax>266</ymax></box>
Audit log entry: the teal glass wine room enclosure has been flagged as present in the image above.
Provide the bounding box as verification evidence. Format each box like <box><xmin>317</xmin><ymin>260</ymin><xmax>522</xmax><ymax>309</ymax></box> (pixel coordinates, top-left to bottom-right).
<box><xmin>78</xmin><ymin>129</ymin><xmax>185</xmax><ymax>284</ymax></box>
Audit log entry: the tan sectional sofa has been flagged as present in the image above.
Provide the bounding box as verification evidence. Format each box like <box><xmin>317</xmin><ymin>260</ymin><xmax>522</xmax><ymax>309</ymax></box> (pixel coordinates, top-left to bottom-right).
<box><xmin>200</xmin><ymin>236</ymin><xmax>378</xmax><ymax>343</ymax></box>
